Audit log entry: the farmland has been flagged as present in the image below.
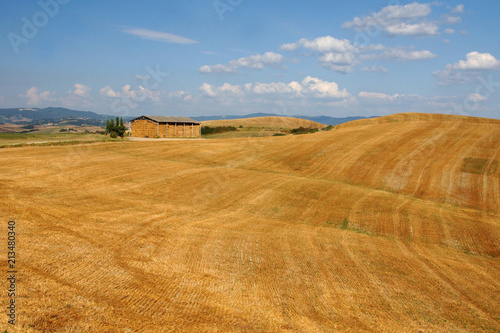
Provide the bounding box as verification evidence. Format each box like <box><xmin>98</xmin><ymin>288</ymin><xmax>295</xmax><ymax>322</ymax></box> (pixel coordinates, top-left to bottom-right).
<box><xmin>0</xmin><ymin>113</ymin><xmax>499</xmax><ymax>332</ymax></box>
<box><xmin>201</xmin><ymin>116</ymin><xmax>326</xmax><ymax>138</ymax></box>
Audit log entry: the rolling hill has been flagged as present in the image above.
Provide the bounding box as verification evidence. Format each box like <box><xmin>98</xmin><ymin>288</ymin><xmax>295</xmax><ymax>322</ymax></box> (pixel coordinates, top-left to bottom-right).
<box><xmin>0</xmin><ymin>107</ymin><xmax>111</xmax><ymax>123</ymax></box>
<box><xmin>201</xmin><ymin>116</ymin><xmax>327</xmax><ymax>129</ymax></box>
<box><xmin>0</xmin><ymin>113</ymin><xmax>498</xmax><ymax>332</ymax></box>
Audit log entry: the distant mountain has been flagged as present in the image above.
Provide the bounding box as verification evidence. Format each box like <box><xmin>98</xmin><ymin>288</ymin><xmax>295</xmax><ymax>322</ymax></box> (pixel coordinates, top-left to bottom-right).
<box><xmin>0</xmin><ymin>107</ymin><xmax>117</xmax><ymax>123</ymax></box>
<box><xmin>191</xmin><ymin>113</ymin><xmax>378</xmax><ymax>126</ymax></box>
<box><xmin>0</xmin><ymin>108</ymin><xmax>377</xmax><ymax>126</ymax></box>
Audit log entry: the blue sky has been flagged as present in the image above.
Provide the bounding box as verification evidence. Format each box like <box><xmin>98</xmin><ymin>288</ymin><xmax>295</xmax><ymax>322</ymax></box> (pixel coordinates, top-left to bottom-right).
<box><xmin>1</xmin><ymin>0</ymin><xmax>500</xmax><ymax>119</ymax></box>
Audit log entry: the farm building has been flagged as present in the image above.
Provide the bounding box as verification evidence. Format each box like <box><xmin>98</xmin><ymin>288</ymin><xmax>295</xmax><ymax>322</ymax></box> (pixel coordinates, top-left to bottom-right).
<box><xmin>130</xmin><ymin>116</ymin><xmax>201</xmax><ymax>138</ymax></box>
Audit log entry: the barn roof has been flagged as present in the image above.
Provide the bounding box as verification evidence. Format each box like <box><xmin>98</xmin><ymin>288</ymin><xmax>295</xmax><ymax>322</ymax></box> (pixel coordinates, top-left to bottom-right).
<box><xmin>131</xmin><ymin>115</ymin><xmax>200</xmax><ymax>124</ymax></box>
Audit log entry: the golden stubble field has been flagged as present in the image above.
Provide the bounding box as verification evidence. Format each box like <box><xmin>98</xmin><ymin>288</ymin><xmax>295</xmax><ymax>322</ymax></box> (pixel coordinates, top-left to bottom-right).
<box><xmin>201</xmin><ymin>116</ymin><xmax>326</xmax><ymax>129</ymax></box>
<box><xmin>0</xmin><ymin>113</ymin><xmax>499</xmax><ymax>332</ymax></box>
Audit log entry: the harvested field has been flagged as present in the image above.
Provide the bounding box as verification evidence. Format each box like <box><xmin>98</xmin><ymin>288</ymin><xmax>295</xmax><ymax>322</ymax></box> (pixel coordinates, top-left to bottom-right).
<box><xmin>0</xmin><ymin>113</ymin><xmax>499</xmax><ymax>332</ymax></box>
<box><xmin>201</xmin><ymin>116</ymin><xmax>326</xmax><ymax>129</ymax></box>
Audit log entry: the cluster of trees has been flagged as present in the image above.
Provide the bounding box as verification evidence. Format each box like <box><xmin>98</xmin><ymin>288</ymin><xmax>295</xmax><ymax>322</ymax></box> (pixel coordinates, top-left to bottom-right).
<box><xmin>106</xmin><ymin>117</ymin><xmax>126</xmax><ymax>138</ymax></box>
<box><xmin>290</xmin><ymin>127</ymin><xmax>319</xmax><ymax>135</ymax></box>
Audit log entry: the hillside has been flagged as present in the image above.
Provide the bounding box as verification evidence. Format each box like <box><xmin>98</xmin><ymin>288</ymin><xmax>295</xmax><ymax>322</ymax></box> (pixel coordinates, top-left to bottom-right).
<box><xmin>201</xmin><ymin>116</ymin><xmax>327</xmax><ymax>129</ymax></box>
<box><xmin>193</xmin><ymin>113</ymin><xmax>376</xmax><ymax>126</ymax></box>
<box><xmin>0</xmin><ymin>107</ymin><xmax>111</xmax><ymax>123</ymax></box>
<box><xmin>0</xmin><ymin>113</ymin><xmax>499</xmax><ymax>332</ymax></box>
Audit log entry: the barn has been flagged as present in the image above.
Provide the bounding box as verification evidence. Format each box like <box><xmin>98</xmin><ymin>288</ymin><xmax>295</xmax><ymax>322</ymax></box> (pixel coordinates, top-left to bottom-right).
<box><xmin>130</xmin><ymin>116</ymin><xmax>201</xmax><ymax>138</ymax></box>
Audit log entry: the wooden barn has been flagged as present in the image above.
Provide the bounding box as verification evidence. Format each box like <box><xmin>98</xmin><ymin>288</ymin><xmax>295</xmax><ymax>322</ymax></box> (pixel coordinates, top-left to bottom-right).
<box><xmin>130</xmin><ymin>116</ymin><xmax>201</xmax><ymax>138</ymax></box>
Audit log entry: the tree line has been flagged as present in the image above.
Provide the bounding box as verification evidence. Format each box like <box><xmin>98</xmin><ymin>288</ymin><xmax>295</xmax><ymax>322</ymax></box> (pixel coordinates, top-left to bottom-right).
<box><xmin>106</xmin><ymin>117</ymin><xmax>126</xmax><ymax>138</ymax></box>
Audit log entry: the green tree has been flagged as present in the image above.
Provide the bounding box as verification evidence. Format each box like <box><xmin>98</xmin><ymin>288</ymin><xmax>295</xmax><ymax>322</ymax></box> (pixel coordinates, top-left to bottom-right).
<box><xmin>109</xmin><ymin>119</ymin><xmax>115</xmax><ymax>136</ymax></box>
<box><xmin>116</xmin><ymin>117</ymin><xmax>126</xmax><ymax>137</ymax></box>
<box><xmin>105</xmin><ymin>119</ymin><xmax>110</xmax><ymax>134</ymax></box>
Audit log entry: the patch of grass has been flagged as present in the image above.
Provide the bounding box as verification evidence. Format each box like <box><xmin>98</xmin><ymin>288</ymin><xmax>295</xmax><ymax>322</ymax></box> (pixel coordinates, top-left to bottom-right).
<box><xmin>340</xmin><ymin>218</ymin><xmax>349</xmax><ymax>230</ymax></box>
<box><xmin>273</xmin><ymin>133</ymin><xmax>286</xmax><ymax>136</ymax></box>
<box><xmin>335</xmin><ymin>218</ymin><xmax>376</xmax><ymax>236</ymax></box>
<box><xmin>461</xmin><ymin>157</ymin><xmax>498</xmax><ymax>175</ymax></box>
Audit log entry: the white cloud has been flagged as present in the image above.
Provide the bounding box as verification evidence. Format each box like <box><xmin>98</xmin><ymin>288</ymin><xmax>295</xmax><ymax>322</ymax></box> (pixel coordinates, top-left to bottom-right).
<box><xmin>443</xmin><ymin>15</ymin><xmax>462</xmax><ymax>24</ymax></box>
<box><xmin>100</xmin><ymin>86</ymin><xmax>121</xmax><ymax>98</ymax></box>
<box><xmin>280</xmin><ymin>36</ymin><xmax>358</xmax><ymax>73</ymax></box>
<box><xmin>122</xmin><ymin>28</ymin><xmax>198</xmax><ymax>44</ymax></box>
<box><xmin>280</xmin><ymin>43</ymin><xmax>299</xmax><ymax>51</ymax></box>
<box><xmin>442</xmin><ymin>39</ymin><xmax>451</xmax><ymax>44</ymax></box>
<box><xmin>319</xmin><ymin>52</ymin><xmax>357</xmax><ymax>73</ymax></box>
<box><xmin>199</xmin><ymin>83</ymin><xmax>218</xmax><ymax>97</ymax></box>
<box><xmin>200</xmin><ymin>76</ymin><xmax>349</xmax><ymax>100</ymax></box>
<box><xmin>301</xmin><ymin>76</ymin><xmax>350</xmax><ymax>98</ymax></box>
<box><xmin>245</xmin><ymin>81</ymin><xmax>301</xmax><ymax>95</ymax></box>
<box><xmin>451</xmin><ymin>4</ymin><xmax>464</xmax><ymax>14</ymax></box>
<box><xmin>199</xmin><ymin>52</ymin><xmax>285</xmax><ymax>73</ymax></box>
<box><xmin>433</xmin><ymin>52</ymin><xmax>500</xmax><ymax>85</ymax></box>
<box><xmin>384</xmin><ymin>22</ymin><xmax>439</xmax><ymax>36</ymax></box>
<box><xmin>362</xmin><ymin>46</ymin><xmax>437</xmax><ymax>61</ymax></box>
<box><xmin>19</xmin><ymin>87</ymin><xmax>54</xmax><ymax>105</ymax></box>
<box><xmin>358</xmin><ymin>91</ymin><xmax>403</xmax><ymax>102</ymax></box>
<box><xmin>343</xmin><ymin>2</ymin><xmax>438</xmax><ymax>37</ymax></box>
<box><xmin>165</xmin><ymin>91</ymin><xmax>192</xmax><ymax>101</ymax></box>
<box><xmin>444</xmin><ymin>28</ymin><xmax>455</xmax><ymax>34</ymax></box>
<box><xmin>122</xmin><ymin>84</ymin><xmax>161</xmax><ymax>102</ymax></box>
<box><xmin>452</xmin><ymin>52</ymin><xmax>500</xmax><ymax>70</ymax></box>
<box><xmin>199</xmin><ymin>83</ymin><xmax>244</xmax><ymax>97</ymax></box>
<box><xmin>292</xmin><ymin>36</ymin><xmax>357</xmax><ymax>53</ymax></box>
<box><xmin>70</xmin><ymin>83</ymin><xmax>91</xmax><ymax>98</ymax></box>
<box><xmin>100</xmin><ymin>84</ymin><xmax>161</xmax><ymax>102</ymax></box>
<box><xmin>361</xmin><ymin>65</ymin><xmax>388</xmax><ymax>73</ymax></box>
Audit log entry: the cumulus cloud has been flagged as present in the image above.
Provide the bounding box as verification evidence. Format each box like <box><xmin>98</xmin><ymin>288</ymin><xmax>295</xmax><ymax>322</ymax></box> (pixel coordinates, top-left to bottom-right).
<box><xmin>319</xmin><ymin>52</ymin><xmax>357</xmax><ymax>73</ymax></box>
<box><xmin>444</xmin><ymin>28</ymin><xmax>455</xmax><ymax>34</ymax></box>
<box><xmin>70</xmin><ymin>83</ymin><xmax>91</xmax><ymax>98</ymax></box>
<box><xmin>343</xmin><ymin>2</ymin><xmax>438</xmax><ymax>37</ymax></box>
<box><xmin>279</xmin><ymin>36</ymin><xmax>359</xmax><ymax>73</ymax></box>
<box><xmin>19</xmin><ymin>87</ymin><xmax>54</xmax><ymax>105</ymax></box>
<box><xmin>384</xmin><ymin>22</ymin><xmax>439</xmax><ymax>36</ymax></box>
<box><xmin>358</xmin><ymin>91</ymin><xmax>403</xmax><ymax>102</ymax></box>
<box><xmin>300</xmin><ymin>76</ymin><xmax>350</xmax><ymax>98</ymax></box>
<box><xmin>122</xmin><ymin>28</ymin><xmax>198</xmax><ymax>44</ymax></box>
<box><xmin>285</xmin><ymin>36</ymin><xmax>357</xmax><ymax>53</ymax></box>
<box><xmin>100</xmin><ymin>86</ymin><xmax>121</xmax><ymax>98</ymax></box>
<box><xmin>433</xmin><ymin>52</ymin><xmax>500</xmax><ymax>85</ymax></box>
<box><xmin>280</xmin><ymin>43</ymin><xmax>299</xmax><ymax>51</ymax></box>
<box><xmin>451</xmin><ymin>4</ymin><xmax>464</xmax><ymax>14</ymax></box>
<box><xmin>100</xmin><ymin>84</ymin><xmax>161</xmax><ymax>102</ymax></box>
<box><xmin>200</xmin><ymin>76</ymin><xmax>349</xmax><ymax>100</ymax></box>
<box><xmin>199</xmin><ymin>83</ymin><xmax>244</xmax><ymax>97</ymax></box>
<box><xmin>199</xmin><ymin>52</ymin><xmax>285</xmax><ymax>73</ymax></box>
<box><xmin>280</xmin><ymin>34</ymin><xmax>436</xmax><ymax>73</ymax></box>
<box><xmin>452</xmin><ymin>52</ymin><xmax>500</xmax><ymax>70</ymax></box>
